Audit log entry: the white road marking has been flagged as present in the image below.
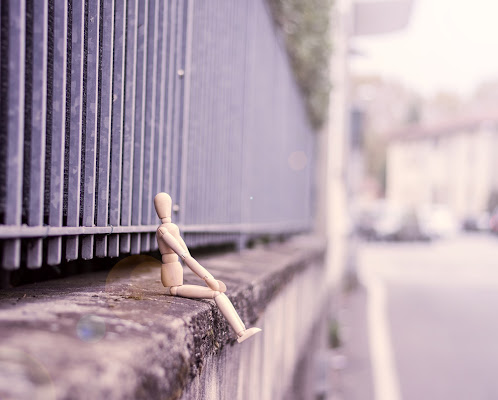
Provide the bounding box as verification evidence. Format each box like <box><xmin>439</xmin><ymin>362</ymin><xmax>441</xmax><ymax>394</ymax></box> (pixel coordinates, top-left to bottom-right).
<box><xmin>361</xmin><ymin>267</ymin><xmax>402</xmax><ymax>400</ymax></box>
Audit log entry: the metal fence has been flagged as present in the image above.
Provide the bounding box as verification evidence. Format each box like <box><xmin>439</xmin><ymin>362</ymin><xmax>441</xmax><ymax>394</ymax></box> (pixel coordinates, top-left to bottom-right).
<box><xmin>0</xmin><ymin>0</ymin><xmax>315</xmax><ymax>271</ymax></box>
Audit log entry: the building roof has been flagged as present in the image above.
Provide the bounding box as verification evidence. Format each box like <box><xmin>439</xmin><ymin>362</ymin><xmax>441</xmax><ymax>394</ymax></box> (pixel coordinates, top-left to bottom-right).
<box><xmin>388</xmin><ymin>113</ymin><xmax>498</xmax><ymax>142</ymax></box>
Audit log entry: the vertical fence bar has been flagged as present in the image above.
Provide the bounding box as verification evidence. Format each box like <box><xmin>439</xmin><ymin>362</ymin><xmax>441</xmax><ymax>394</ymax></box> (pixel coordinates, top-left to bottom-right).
<box><xmin>222</xmin><ymin>0</ymin><xmax>230</xmax><ymax>230</ymax></box>
<box><xmin>130</xmin><ymin>0</ymin><xmax>148</xmax><ymax>254</ymax></box>
<box><xmin>141</xmin><ymin>0</ymin><xmax>157</xmax><ymax>252</ymax></box>
<box><xmin>81</xmin><ymin>0</ymin><xmax>101</xmax><ymax>260</ymax></box>
<box><xmin>198</xmin><ymin>0</ymin><xmax>210</xmax><ymax>231</ymax></box>
<box><xmin>149</xmin><ymin>0</ymin><xmax>168</xmax><ymax>250</ymax></box>
<box><xmin>228</xmin><ymin>0</ymin><xmax>238</xmax><ymax>235</ymax></box>
<box><xmin>151</xmin><ymin>0</ymin><xmax>166</xmax><ymax>200</ymax></box>
<box><xmin>0</xmin><ymin>1</ymin><xmax>2</xmax><ymax>93</ymax></box>
<box><xmin>148</xmin><ymin>0</ymin><xmax>160</xmax><ymax>251</ymax></box>
<box><xmin>239</xmin><ymin>11</ymin><xmax>249</xmax><ymax>246</ymax></box>
<box><xmin>120</xmin><ymin>0</ymin><xmax>138</xmax><ymax>253</ymax></box>
<box><xmin>66</xmin><ymin>0</ymin><xmax>85</xmax><ymax>261</ymax></box>
<box><xmin>205</xmin><ymin>0</ymin><xmax>215</xmax><ymax>232</ymax></box>
<box><xmin>27</xmin><ymin>0</ymin><xmax>48</xmax><ymax>268</ymax></box>
<box><xmin>240</xmin><ymin>0</ymin><xmax>253</xmax><ymax>231</ymax></box>
<box><xmin>170</xmin><ymin>0</ymin><xmax>185</xmax><ymax>216</ymax></box>
<box><xmin>166</xmin><ymin>0</ymin><xmax>177</xmax><ymax>205</ymax></box>
<box><xmin>0</xmin><ymin>3</ymin><xmax>2</xmax><ymax>180</ymax></box>
<box><xmin>108</xmin><ymin>0</ymin><xmax>126</xmax><ymax>257</ymax></box>
<box><xmin>95</xmin><ymin>0</ymin><xmax>114</xmax><ymax>257</ymax></box>
<box><xmin>47</xmin><ymin>0</ymin><xmax>67</xmax><ymax>266</ymax></box>
<box><xmin>222</xmin><ymin>0</ymin><xmax>230</xmax><ymax>233</ymax></box>
<box><xmin>182</xmin><ymin>0</ymin><xmax>197</xmax><ymax>230</ymax></box>
<box><xmin>162</xmin><ymin>0</ymin><xmax>177</xmax><ymax>196</ymax></box>
<box><xmin>178</xmin><ymin>0</ymin><xmax>193</xmax><ymax>227</ymax></box>
<box><xmin>237</xmin><ymin>0</ymin><xmax>249</xmax><ymax>241</ymax></box>
<box><xmin>2</xmin><ymin>0</ymin><xmax>26</xmax><ymax>270</ymax></box>
<box><xmin>226</xmin><ymin>1</ymin><xmax>234</xmax><ymax>229</ymax></box>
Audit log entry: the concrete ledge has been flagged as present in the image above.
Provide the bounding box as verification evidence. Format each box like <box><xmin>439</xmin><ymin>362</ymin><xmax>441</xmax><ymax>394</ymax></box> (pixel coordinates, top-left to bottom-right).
<box><xmin>0</xmin><ymin>236</ymin><xmax>326</xmax><ymax>400</ymax></box>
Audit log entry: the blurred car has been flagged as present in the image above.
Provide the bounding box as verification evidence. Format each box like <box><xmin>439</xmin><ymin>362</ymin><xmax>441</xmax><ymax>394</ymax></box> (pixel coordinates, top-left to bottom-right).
<box><xmin>355</xmin><ymin>202</ymin><xmax>431</xmax><ymax>241</ymax></box>
<box><xmin>490</xmin><ymin>208</ymin><xmax>498</xmax><ymax>234</ymax></box>
<box><xmin>462</xmin><ymin>212</ymin><xmax>490</xmax><ymax>232</ymax></box>
<box><xmin>355</xmin><ymin>207</ymin><xmax>381</xmax><ymax>240</ymax></box>
<box><xmin>462</xmin><ymin>216</ymin><xmax>479</xmax><ymax>231</ymax></box>
<box><xmin>417</xmin><ymin>204</ymin><xmax>459</xmax><ymax>239</ymax></box>
<box><xmin>354</xmin><ymin>201</ymin><xmax>394</xmax><ymax>240</ymax></box>
<box><xmin>375</xmin><ymin>207</ymin><xmax>432</xmax><ymax>241</ymax></box>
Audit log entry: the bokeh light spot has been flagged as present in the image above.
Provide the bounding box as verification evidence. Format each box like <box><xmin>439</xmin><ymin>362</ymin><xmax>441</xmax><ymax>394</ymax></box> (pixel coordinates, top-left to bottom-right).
<box><xmin>0</xmin><ymin>347</ymin><xmax>56</xmax><ymax>400</ymax></box>
<box><xmin>104</xmin><ymin>255</ymin><xmax>163</xmax><ymax>322</ymax></box>
<box><xmin>76</xmin><ymin>315</ymin><xmax>106</xmax><ymax>343</ymax></box>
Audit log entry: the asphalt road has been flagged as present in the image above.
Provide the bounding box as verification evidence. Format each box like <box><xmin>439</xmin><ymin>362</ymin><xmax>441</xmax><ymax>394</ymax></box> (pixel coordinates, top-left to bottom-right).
<box><xmin>357</xmin><ymin>233</ymin><xmax>498</xmax><ymax>400</ymax></box>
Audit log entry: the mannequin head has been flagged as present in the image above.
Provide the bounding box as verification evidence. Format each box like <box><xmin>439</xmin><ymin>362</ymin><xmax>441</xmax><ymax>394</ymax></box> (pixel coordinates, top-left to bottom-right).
<box><xmin>154</xmin><ymin>192</ymin><xmax>172</xmax><ymax>222</ymax></box>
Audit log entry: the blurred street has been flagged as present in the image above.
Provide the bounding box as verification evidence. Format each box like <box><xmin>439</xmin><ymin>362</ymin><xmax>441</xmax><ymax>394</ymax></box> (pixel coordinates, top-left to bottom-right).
<box><xmin>337</xmin><ymin>233</ymin><xmax>498</xmax><ymax>400</ymax></box>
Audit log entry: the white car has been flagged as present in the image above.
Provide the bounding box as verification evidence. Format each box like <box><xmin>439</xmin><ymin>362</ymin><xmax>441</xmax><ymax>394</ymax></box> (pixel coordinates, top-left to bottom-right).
<box><xmin>418</xmin><ymin>205</ymin><xmax>459</xmax><ymax>239</ymax></box>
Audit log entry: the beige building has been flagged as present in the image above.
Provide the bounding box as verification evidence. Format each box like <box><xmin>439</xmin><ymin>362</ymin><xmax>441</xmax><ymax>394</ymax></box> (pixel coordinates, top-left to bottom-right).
<box><xmin>386</xmin><ymin>116</ymin><xmax>498</xmax><ymax>219</ymax></box>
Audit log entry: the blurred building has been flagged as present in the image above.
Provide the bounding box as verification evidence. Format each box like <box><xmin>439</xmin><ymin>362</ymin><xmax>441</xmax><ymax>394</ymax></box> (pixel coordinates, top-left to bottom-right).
<box><xmin>386</xmin><ymin>116</ymin><xmax>498</xmax><ymax>219</ymax></box>
<box><xmin>346</xmin><ymin>1</ymin><xmax>417</xmax><ymax>204</ymax></box>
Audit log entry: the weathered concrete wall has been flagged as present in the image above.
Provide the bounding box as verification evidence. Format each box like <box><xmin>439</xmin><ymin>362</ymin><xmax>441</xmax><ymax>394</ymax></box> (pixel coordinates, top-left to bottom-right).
<box><xmin>0</xmin><ymin>236</ymin><xmax>328</xmax><ymax>399</ymax></box>
<box><xmin>183</xmin><ymin>261</ymin><xmax>329</xmax><ymax>400</ymax></box>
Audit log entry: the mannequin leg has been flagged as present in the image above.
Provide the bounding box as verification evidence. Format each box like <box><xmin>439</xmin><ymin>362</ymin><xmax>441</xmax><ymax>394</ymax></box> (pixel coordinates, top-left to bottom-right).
<box><xmin>169</xmin><ymin>285</ymin><xmax>261</xmax><ymax>343</ymax></box>
<box><xmin>214</xmin><ymin>293</ymin><xmax>262</xmax><ymax>343</ymax></box>
<box><xmin>161</xmin><ymin>261</ymin><xmax>183</xmax><ymax>287</ymax></box>
<box><xmin>170</xmin><ymin>284</ymin><xmax>217</xmax><ymax>299</ymax></box>
<box><xmin>214</xmin><ymin>292</ymin><xmax>246</xmax><ymax>334</ymax></box>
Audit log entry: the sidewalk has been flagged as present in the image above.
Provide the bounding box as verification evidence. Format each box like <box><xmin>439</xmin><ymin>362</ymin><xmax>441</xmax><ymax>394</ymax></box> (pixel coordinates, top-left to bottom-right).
<box><xmin>329</xmin><ymin>284</ymin><xmax>375</xmax><ymax>400</ymax></box>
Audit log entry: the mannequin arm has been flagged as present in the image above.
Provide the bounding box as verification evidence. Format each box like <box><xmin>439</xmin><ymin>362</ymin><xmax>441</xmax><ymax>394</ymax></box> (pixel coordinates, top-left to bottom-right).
<box><xmin>157</xmin><ymin>228</ymin><xmax>226</xmax><ymax>292</ymax></box>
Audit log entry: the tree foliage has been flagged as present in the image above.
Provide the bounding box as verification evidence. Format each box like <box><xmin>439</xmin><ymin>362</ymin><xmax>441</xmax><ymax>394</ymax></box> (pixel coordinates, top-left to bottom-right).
<box><xmin>267</xmin><ymin>0</ymin><xmax>333</xmax><ymax>130</ymax></box>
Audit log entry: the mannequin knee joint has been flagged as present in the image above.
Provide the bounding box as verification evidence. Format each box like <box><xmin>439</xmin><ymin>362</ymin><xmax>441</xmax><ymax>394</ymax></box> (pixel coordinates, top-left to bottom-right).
<box><xmin>169</xmin><ymin>286</ymin><xmax>179</xmax><ymax>296</ymax></box>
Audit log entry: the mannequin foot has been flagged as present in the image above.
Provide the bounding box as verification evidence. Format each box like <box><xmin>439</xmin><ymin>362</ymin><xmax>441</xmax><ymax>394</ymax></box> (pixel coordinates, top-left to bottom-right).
<box><xmin>237</xmin><ymin>327</ymin><xmax>262</xmax><ymax>343</ymax></box>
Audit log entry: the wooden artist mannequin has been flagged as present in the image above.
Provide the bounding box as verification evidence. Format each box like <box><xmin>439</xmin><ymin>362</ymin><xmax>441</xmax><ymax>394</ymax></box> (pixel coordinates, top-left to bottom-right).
<box><xmin>154</xmin><ymin>192</ymin><xmax>261</xmax><ymax>343</ymax></box>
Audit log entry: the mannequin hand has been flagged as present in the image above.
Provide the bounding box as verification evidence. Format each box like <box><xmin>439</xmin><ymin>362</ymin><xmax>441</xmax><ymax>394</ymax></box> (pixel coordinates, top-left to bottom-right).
<box><xmin>216</xmin><ymin>280</ymin><xmax>227</xmax><ymax>292</ymax></box>
<box><xmin>205</xmin><ymin>277</ymin><xmax>219</xmax><ymax>291</ymax></box>
<box><xmin>205</xmin><ymin>277</ymin><xmax>227</xmax><ymax>292</ymax></box>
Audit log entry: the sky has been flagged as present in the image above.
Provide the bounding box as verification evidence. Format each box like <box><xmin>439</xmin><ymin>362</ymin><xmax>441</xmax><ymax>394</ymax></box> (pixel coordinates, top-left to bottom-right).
<box><xmin>350</xmin><ymin>0</ymin><xmax>498</xmax><ymax>97</ymax></box>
